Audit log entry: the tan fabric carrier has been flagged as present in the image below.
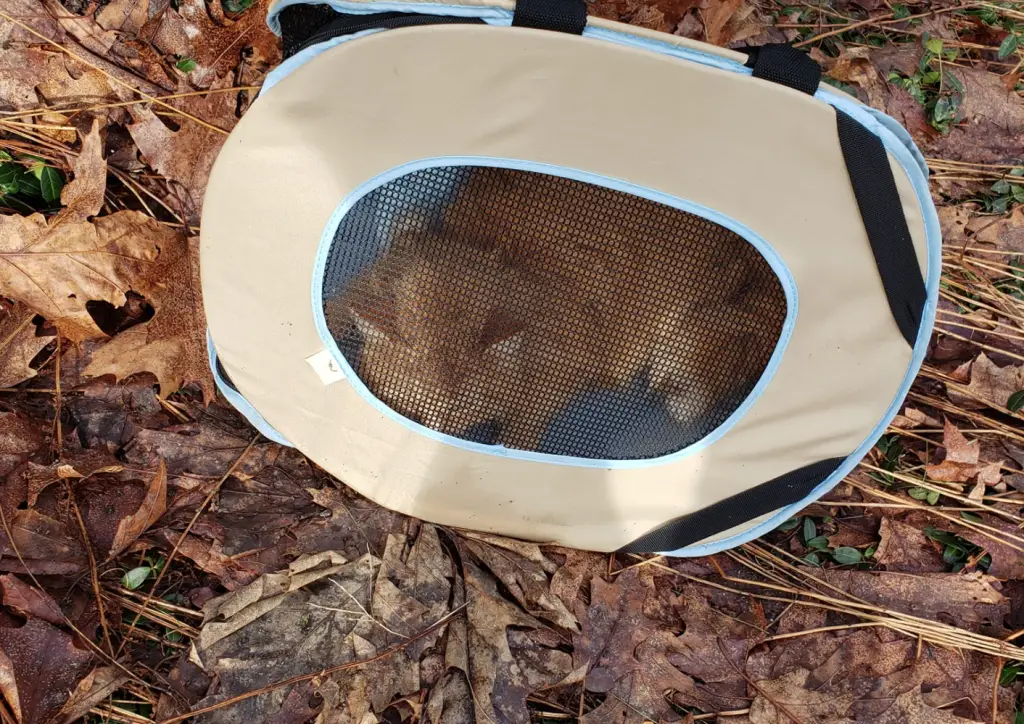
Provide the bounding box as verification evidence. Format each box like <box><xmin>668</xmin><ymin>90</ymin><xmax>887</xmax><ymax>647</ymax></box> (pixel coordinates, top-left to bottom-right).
<box><xmin>200</xmin><ymin>0</ymin><xmax>940</xmax><ymax>554</ymax></box>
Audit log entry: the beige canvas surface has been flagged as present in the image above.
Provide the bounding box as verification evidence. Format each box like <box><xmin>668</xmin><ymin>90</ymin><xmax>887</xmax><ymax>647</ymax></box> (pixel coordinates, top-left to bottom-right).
<box><xmin>202</xmin><ymin>24</ymin><xmax>929</xmax><ymax>551</ymax></box>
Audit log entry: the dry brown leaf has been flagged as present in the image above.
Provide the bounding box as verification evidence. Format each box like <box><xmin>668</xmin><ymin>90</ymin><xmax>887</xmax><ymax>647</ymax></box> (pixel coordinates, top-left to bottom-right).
<box><xmin>827</xmin><ymin>46</ymin><xmax>888</xmax><ymax>109</ymax></box>
<box><xmin>941</xmin><ymin>418</ymin><xmax>979</xmax><ymax>464</ymax></box>
<box><xmin>826</xmin><ymin>570</ymin><xmax>1007</xmax><ymax>628</ymax></box>
<box><xmin>928</xmin><ymin>68</ymin><xmax>1024</xmax><ymax>165</ymax></box>
<box><xmin>574</xmin><ymin>568</ymin><xmax>698</xmax><ymax>724</ymax></box>
<box><xmin>461</xmin><ymin>564</ymin><xmax>571</xmax><ymax>724</ymax></box>
<box><xmin>0</xmin><ymin>617</ymin><xmax>94</xmax><ymax>723</ymax></box>
<box><xmin>0</xmin><ymin>574</ymin><xmax>63</xmax><ymax>626</ymax></box>
<box><xmin>703</xmin><ymin>0</ymin><xmax>762</xmax><ymax>46</ymax></box>
<box><xmin>95</xmin><ymin>0</ymin><xmax>150</xmax><ymax>35</ymax></box>
<box><xmin>0</xmin><ymin>0</ymin><xmax>60</xmax><ymax>44</ymax></box>
<box><xmin>748</xmin><ymin>668</ymin><xmax>855</xmax><ymax>724</ymax></box>
<box><xmin>925</xmin><ymin>419</ymin><xmax>986</xmax><ymax>483</ymax></box>
<box><xmin>963</xmin><ymin>353</ymin><xmax>1024</xmax><ymax>411</ymax></box>
<box><xmin>874</xmin><ymin>518</ymin><xmax>946</xmax><ymax>573</ymax></box>
<box><xmin>150</xmin><ymin>0</ymin><xmax>280</xmax><ymax>86</ymax></box>
<box><xmin>126</xmin><ymin>73</ymin><xmax>238</xmax><ymax>224</ymax></box>
<box><xmin>0</xmin><ymin>49</ymin><xmax>57</xmax><ymax>111</ymax></box>
<box><xmin>867</xmin><ymin>686</ymin><xmax>979</xmax><ymax>723</ymax></box>
<box><xmin>462</xmin><ymin>536</ymin><xmax>578</xmax><ymax>631</ymax></box>
<box><xmin>0</xmin><ymin>302</ymin><xmax>52</xmax><ymax>389</ymax></box>
<box><xmin>0</xmin><ymin>411</ymin><xmax>43</xmax><ymax>479</ymax></box>
<box><xmin>85</xmin><ymin>232</ymin><xmax>214</xmax><ymax>400</ymax></box>
<box><xmin>57</xmin><ymin>666</ymin><xmax>130</xmax><ymax>724</ymax></box>
<box><xmin>109</xmin><ymin>460</ymin><xmax>166</xmax><ymax>556</ymax></box>
<box><xmin>0</xmin><ymin>123</ymin><xmax>167</xmax><ymax>342</ymax></box>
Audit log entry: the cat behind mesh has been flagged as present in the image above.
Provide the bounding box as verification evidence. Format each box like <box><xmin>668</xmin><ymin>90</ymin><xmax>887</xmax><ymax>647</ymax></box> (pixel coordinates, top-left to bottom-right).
<box><xmin>325</xmin><ymin>168</ymin><xmax>781</xmax><ymax>452</ymax></box>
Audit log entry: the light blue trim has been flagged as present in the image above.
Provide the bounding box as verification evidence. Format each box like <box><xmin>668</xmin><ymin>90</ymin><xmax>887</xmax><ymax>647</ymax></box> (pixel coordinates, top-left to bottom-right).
<box><xmin>207</xmin><ymin>330</ymin><xmax>293</xmax><ymax>447</ymax></box>
<box><xmin>263</xmin><ymin>0</ymin><xmax>941</xmax><ymax>552</ymax></box>
<box><xmin>312</xmin><ymin>156</ymin><xmax>799</xmax><ymax>469</ymax></box>
<box><xmin>262</xmin><ymin>28</ymin><xmax>385</xmax><ymax>95</ymax></box>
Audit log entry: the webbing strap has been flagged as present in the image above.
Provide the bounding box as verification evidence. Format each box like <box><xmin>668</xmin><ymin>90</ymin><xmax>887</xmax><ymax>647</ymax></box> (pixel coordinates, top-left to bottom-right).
<box><xmin>512</xmin><ymin>0</ymin><xmax>587</xmax><ymax>34</ymax></box>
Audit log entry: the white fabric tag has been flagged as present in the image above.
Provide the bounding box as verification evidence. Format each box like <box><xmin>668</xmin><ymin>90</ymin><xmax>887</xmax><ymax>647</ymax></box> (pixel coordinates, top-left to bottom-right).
<box><xmin>305</xmin><ymin>349</ymin><xmax>346</xmax><ymax>385</ymax></box>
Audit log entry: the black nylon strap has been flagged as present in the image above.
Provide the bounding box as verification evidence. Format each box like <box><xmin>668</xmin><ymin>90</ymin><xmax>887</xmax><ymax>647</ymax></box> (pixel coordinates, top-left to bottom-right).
<box><xmin>836</xmin><ymin>110</ymin><xmax>927</xmax><ymax>347</ymax></box>
<box><xmin>279</xmin><ymin>6</ymin><xmax>486</xmax><ymax>58</ymax></box>
<box><xmin>744</xmin><ymin>43</ymin><xmax>821</xmax><ymax>95</ymax></box>
<box><xmin>618</xmin><ymin>457</ymin><xmax>845</xmax><ymax>553</ymax></box>
<box><xmin>512</xmin><ymin>0</ymin><xmax>586</xmax><ymax>34</ymax></box>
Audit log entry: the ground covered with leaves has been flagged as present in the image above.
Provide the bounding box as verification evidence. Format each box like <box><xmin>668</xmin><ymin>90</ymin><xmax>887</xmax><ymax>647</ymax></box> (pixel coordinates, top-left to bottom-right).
<box><xmin>0</xmin><ymin>0</ymin><xmax>1023</xmax><ymax>722</ymax></box>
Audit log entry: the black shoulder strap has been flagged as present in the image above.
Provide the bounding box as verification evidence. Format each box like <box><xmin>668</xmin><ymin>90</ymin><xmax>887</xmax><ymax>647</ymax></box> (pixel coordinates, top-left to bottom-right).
<box><xmin>618</xmin><ymin>457</ymin><xmax>845</xmax><ymax>553</ymax></box>
<box><xmin>744</xmin><ymin>43</ymin><xmax>821</xmax><ymax>95</ymax></box>
<box><xmin>745</xmin><ymin>44</ymin><xmax>926</xmax><ymax>346</ymax></box>
<box><xmin>512</xmin><ymin>0</ymin><xmax>587</xmax><ymax>34</ymax></box>
<box><xmin>835</xmin><ymin>110</ymin><xmax>927</xmax><ymax>346</ymax></box>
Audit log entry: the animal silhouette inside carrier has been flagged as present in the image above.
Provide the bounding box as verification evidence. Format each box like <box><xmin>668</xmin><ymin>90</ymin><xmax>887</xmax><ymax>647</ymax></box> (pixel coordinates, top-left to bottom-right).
<box><xmin>201</xmin><ymin>0</ymin><xmax>940</xmax><ymax>554</ymax></box>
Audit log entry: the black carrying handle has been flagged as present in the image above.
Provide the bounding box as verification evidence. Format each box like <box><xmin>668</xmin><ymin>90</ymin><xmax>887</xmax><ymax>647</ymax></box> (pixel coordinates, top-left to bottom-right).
<box><xmin>279</xmin><ymin>0</ymin><xmax>587</xmax><ymax>59</ymax></box>
<box><xmin>512</xmin><ymin>0</ymin><xmax>587</xmax><ymax>34</ymax></box>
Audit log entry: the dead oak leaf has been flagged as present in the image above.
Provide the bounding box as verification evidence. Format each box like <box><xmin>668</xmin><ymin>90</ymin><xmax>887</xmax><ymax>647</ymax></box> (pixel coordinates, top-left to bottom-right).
<box><xmin>867</xmin><ymin>686</ymin><xmax>980</xmax><ymax>723</ymax></box>
<box><xmin>0</xmin><ymin>302</ymin><xmax>53</xmax><ymax>389</ymax></box>
<box><xmin>0</xmin><ymin>616</ymin><xmax>94</xmax><ymax>724</ymax></box>
<box><xmin>927</xmin><ymin>67</ymin><xmax>1024</xmax><ymax>166</ymax></box>
<box><xmin>0</xmin><ymin>123</ymin><xmax>166</xmax><ymax>342</ymax></box>
<box><xmin>0</xmin><ymin>574</ymin><xmax>63</xmax><ymax>626</ymax></box>
<box><xmin>126</xmin><ymin>74</ymin><xmax>237</xmax><ymax>223</ymax></box>
<box><xmin>574</xmin><ymin>568</ymin><xmax>697</xmax><ymax>724</ymax></box>
<box><xmin>925</xmin><ymin>419</ymin><xmax>985</xmax><ymax>483</ymax></box>
<box><xmin>85</xmin><ymin>231</ymin><xmax>213</xmax><ymax>401</ymax></box>
<box><xmin>462</xmin><ymin>564</ymin><xmax>571</xmax><ymax>724</ymax></box>
<box><xmin>874</xmin><ymin>518</ymin><xmax>946</xmax><ymax>573</ymax></box>
<box><xmin>748</xmin><ymin>668</ymin><xmax>856</xmax><ymax>724</ymax></box>
<box><xmin>703</xmin><ymin>0</ymin><xmax>763</xmax><ymax>46</ymax></box>
<box><xmin>963</xmin><ymin>353</ymin><xmax>1024</xmax><ymax>411</ymax></box>
<box><xmin>109</xmin><ymin>460</ymin><xmax>166</xmax><ymax>556</ymax></box>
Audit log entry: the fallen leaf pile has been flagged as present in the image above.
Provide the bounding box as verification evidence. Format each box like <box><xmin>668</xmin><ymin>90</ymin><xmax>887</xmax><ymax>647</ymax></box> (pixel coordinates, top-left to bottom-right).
<box><xmin>1</xmin><ymin>0</ymin><xmax>1024</xmax><ymax>722</ymax></box>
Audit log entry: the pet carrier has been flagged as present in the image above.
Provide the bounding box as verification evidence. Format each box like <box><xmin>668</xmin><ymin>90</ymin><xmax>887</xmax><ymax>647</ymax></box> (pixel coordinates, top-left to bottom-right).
<box><xmin>201</xmin><ymin>0</ymin><xmax>940</xmax><ymax>554</ymax></box>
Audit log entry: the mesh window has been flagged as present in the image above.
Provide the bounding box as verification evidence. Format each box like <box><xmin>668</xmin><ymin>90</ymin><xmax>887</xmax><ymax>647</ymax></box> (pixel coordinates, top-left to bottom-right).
<box><xmin>322</xmin><ymin>166</ymin><xmax>787</xmax><ymax>460</ymax></box>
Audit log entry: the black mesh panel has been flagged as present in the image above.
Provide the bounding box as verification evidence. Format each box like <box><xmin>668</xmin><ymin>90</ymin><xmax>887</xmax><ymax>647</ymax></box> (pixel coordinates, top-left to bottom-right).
<box><xmin>322</xmin><ymin>167</ymin><xmax>786</xmax><ymax>460</ymax></box>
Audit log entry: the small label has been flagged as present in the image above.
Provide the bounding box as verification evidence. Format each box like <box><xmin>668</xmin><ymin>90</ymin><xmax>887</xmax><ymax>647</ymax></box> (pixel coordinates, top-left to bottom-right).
<box><xmin>306</xmin><ymin>349</ymin><xmax>346</xmax><ymax>385</ymax></box>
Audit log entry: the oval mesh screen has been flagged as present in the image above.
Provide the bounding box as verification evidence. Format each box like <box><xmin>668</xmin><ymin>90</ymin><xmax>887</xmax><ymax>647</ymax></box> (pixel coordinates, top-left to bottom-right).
<box><xmin>322</xmin><ymin>166</ymin><xmax>787</xmax><ymax>460</ymax></box>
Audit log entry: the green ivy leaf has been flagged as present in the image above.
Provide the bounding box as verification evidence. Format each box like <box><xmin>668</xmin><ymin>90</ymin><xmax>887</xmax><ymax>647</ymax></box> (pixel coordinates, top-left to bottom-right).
<box><xmin>223</xmin><ymin>0</ymin><xmax>254</xmax><ymax>11</ymax></box>
<box><xmin>943</xmin><ymin>71</ymin><xmax>964</xmax><ymax>93</ymax></box>
<box><xmin>926</xmin><ymin>490</ymin><xmax>941</xmax><ymax>505</ymax></box>
<box><xmin>17</xmin><ymin>169</ymin><xmax>41</xmax><ymax>197</ymax></box>
<box><xmin>998</xmin><ymin>33</ymin><xmax>1019</xmax><ymax>60</ymax></box>
<box><xmin>892</xmin><ymin>4</ymin><xmax>909</xmax><ymax>19</ymax></box>
<box><xmin>961</xmin><ymin>511</ymin><xmax>983</xmax><ymax>523</ymax></box>
<box><xmin>36</xmin><ymin>165</ymin><xmax>63</xmax><ymax>203</ymax></box>
<box><xmin>1008</xmin><ymin>389</ymin><xmax>1024</xmax><ymax>412</ymax></box>
<box><xmin>165</xmin><ymin>630</ymin><xmax>183</xmax><ymax>643</ymax></box>
<box><xmin>777</xmin><ymin>517</ymin><xmax>801</xmax><ymax>532</ymax></box>
<box><xmin>176</xmin><ymin>57</ymin><xmax>197</xmax><ymax>72</ymax></box>
<box><xmin>943</xmin><ymin>545</ymin><xmax>964</xmax><ymax>565</ymax></box>
<box><xmin>803</xmin><ymin>552</ymin><xmax>821</xmax><ymax>567</ymax></box>
<box><xmin>1012</xmin><ymin>185</ymin><xmax>1024</xmax><ymax>204</ymax></box>
<box><xmin>807</xmin><ymin>536</ymin><xmax>831</xmax><ymax>551</ymax></box>
<box><xmin>802</xmin><ymin>517</ymin><xmax>817</xmax><ymax>543</ymax></box>
<box><xmin>908</xmin><ymin>487</ymin><xmax>929</xmax><ymax>500</ymax></box>
<box><xmin>832</xmin><ymin>546</ymin><xmax>863</xmax><ymax>565</ymax></box>
<box><xmin>863</xmin><ymin>544</ymin><xmax>877</xmax><ymax>559</ymax></box>
<box><xmin>1001</xmin><ymin>664</ymin><xmax>1023</xmax><ymax>686</ymax></box>
<box><xmin>993</xmin><ymin>179</ymin><xmax>1012</xmax><ymax>194</ymax></box>
<box><xmin>122</xmin><ymin>566</ymin><xmax>152</xmax><ymax>590</ymax></box>
<box><xmin>925</xmin><ymin>37</ymin><xmax>944</xmax><ymax>55</ymax></box>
